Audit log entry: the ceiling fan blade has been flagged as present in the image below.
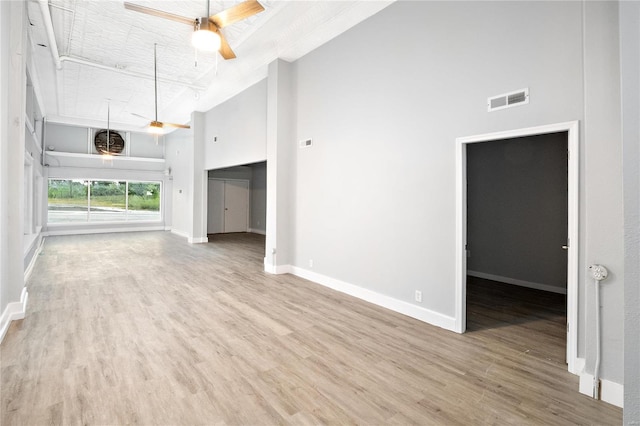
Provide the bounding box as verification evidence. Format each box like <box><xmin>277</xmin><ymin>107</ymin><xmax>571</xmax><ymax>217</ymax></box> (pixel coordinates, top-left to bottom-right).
<box><xmin>163</xmin><ymin>122</ymin><xmax>191</xmax><ymax>129</ymax></box>
<box><xmin>210</xmin><ymin>0</ymin><xmax>265</xmax><ymax>29</ymax></box>
<box><xmin>218</xmin><ymin>31</ymin><xmax>236</xmax><ymax>60</ymax></box>
<box><xmin>124</xmin><ymin>2</ymin><xmax>194</xmax><ymax>26</ymax></box>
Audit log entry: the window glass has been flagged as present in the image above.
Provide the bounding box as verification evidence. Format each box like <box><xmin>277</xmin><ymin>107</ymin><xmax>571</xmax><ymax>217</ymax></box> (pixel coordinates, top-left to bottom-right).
<box><xmin>90</xmin><ymin>181</ymin><xmax>126</xmax><ymax>222</ymax></box>
<box><xmin>47</xmin><ymin>179</ymin><xmax>161</xmax><ymax>223</ymax></box>
<box><xmin>128</xmin><ymin>182</ymin><xmax>161</xmax><ymax>221</ymax></box>
<box><xmin>48</xmin><ymin>179</ymin><xmax>89</xmax><ymax>223</ymax></box>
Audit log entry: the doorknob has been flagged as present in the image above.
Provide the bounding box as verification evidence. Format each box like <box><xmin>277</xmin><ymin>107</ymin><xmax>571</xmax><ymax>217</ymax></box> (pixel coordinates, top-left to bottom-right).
<box><xmin>562</xmin><ymin>245</ymin><xmax>568</xmax><ymax>250</ymax></box>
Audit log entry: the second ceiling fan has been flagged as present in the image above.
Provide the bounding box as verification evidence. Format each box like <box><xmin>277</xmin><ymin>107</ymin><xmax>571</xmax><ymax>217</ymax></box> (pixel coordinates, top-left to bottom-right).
<box><xmin>124</xmin><ymin>0</ymin><xmax>265</xmax><ymax>59</ymax></box>
<box><xmin>132</xmin><ymin>43</ymin><xmax>191</xmax><ymax>134</ymax></box>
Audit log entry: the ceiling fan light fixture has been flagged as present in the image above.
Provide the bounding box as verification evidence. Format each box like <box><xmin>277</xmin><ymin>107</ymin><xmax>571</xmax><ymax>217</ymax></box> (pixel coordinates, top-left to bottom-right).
<box><xmin>192</xmin><ymin>18</ymin><xmax>221</xmax><ymax>52</ymax></box>
<box><xmin>148</xmin><ymin>121</ymin><xmax>164</xmax><ymax>135</ymax></box>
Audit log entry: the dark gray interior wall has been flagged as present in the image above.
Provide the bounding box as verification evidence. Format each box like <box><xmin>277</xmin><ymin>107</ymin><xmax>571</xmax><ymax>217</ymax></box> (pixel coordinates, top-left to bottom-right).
<box><xmin>208</xmin><ymin>166</ymin><xmax>252</xmax><ymax>180</ymax></box>
<box><xmin>466</xmin><ymin>132</ymin><xmax>568</xmax><ymax>290</ymax></box>
<box><xmin>250</xmin><ymin>162</ymin><xmax>266</xmax><ymax>233</ymax></box>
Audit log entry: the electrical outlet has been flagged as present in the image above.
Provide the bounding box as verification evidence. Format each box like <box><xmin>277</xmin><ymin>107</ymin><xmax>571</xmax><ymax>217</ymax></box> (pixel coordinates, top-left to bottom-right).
<box><xmin>415</xmin><ymin>290</ymin><xmax>422</xmax><ymax>303</ymax></box>
<box><xmin>309</xmin><ymin>259</ymin><xmax>313</xmax><ymax>268</ymax></box>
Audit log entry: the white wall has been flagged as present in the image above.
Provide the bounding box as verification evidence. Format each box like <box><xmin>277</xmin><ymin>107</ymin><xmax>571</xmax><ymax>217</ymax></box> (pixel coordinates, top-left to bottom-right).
<box><xmin>165</xmin><ymin>126</ymin><xmax>194</xmax><ymax>239</ymax></box>
<box><xmin>0</xmin><ymin>0</ymin><xmax>27</xmax><ymax>333</ymax></box>
<box><xmin>204</xmin><ymin>79</ymin><xmax>267</xmax><ymax>170</ymax></box>
<box><xmin>620</xmin><ymin>0</ymin><xmax>640</xmax><ymax>422</ymax></box>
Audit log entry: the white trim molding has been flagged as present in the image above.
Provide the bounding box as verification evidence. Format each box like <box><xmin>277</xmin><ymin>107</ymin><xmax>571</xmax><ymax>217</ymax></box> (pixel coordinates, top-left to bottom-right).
<box><xmin>0</xmin><ymin>287</ymin><xmax>29</xmax><ymax>344</ymax></box>
<box><xmin>188</xmin><ymin>236</ymin><xmax>209</xmax><ymax>244</ymax></box>
<box><xmin>456</xmin><ymin>121</ymin><xmax>580</xmax><ymax>377</ymax></box>
<box><xmin>45</xmin><ymin>225</ymin><xmax>165</xmax><ymax>237</ymax></box>
<box><xmin>266</xmin><ymin>263</ymin><xmax>456</xmax><ymax>332</ymax></box>
<box><xmin>467</xmin><ymin>270</ymin><xmax>567</xmax><ymax>295</ymax></box>
<box><xmin>263</xmin><ymin>260</ymin><xmax>291</xmax><ymax>275</ymax></box>
<box><xmin>579</xmin><ymin>370</ymin><xmax>624</xmax><ymax>408</ymax></box>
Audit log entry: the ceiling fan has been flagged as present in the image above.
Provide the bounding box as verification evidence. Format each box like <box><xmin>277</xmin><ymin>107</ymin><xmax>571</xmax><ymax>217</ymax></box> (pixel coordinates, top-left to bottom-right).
<box><xmin>132</xmin><ymin>44</ymin><xmax>191</xmax><ymax>134</ymax></box>
<box><xmin>123</xmin><ymin>0</ymin><xmax>265</xmax><ymax>60</ymax></box>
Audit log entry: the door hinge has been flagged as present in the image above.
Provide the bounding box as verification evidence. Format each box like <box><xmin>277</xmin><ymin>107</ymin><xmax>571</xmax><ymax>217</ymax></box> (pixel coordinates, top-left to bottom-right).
<box><xmin>567</xmin><ymin>322</ymin><xmax>569</xmax><ymax>333</ymax></box>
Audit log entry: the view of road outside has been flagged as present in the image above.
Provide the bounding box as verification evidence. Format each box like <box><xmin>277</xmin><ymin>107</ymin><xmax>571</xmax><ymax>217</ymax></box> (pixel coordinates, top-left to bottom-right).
<box><xmin>48</xmin><ymin>179</ymin><xmax>161</xmax><ymax>223</ymax></box>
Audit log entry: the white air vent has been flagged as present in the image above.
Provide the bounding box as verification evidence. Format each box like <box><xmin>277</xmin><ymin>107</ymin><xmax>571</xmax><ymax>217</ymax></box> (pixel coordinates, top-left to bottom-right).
<box><xmin>488</xmin><ymin>88</ymin><xmax>529</xmax><ymax>112</ymax></box>
<box><xmin>299</xmin><ymin>138</ymin><xmax>313</xmax><ymax>148</ymax></box>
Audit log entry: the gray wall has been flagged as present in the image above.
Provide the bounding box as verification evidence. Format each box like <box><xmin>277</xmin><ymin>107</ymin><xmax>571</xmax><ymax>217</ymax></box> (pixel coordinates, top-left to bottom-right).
<box><xmin>46</xmin><ymin>122</ymin><xmax>164</xmax><ymax>158</ymax></box>
<box><xmin>293</xmin><ymin>0</ymin><xmax>584</xmax><ymax>317</ymax></box>
<box><xmin>620</xmin><ymin>1</ymin><xmax>640</xmax><ymax>422</ymax></box>
<box><xmin>293</xmin><ymin>0</ymin><xmax>623</xmax><ymax>383</ymax></box>
<box><xmin>185</xmin><ymin>0</ymin><xmax>625</xmax><ymax>392</ymax></box>
<box><xmin>467</xmin><ymin>133</ymin><xmax>568</xmax><ymax>291</ymax></box>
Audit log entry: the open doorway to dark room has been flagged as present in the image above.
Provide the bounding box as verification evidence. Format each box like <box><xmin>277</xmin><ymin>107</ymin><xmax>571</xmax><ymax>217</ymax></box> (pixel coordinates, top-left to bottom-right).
<box><xmin>206</xmin><ymin>161</ymin><xmax>266</xmax><ymax>257</ymax></box>
<box><xmin>465</xmin><ymin>132</ymin><xmax>568</xmax><ymax>364</ymax></box>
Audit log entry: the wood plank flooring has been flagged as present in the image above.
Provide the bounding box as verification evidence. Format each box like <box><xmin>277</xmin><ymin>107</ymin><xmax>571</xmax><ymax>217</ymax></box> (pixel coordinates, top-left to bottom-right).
<box><xmin>1</xmin><ymin>232</ymin><xmax>622</xmax><ymax>425</ymax></box>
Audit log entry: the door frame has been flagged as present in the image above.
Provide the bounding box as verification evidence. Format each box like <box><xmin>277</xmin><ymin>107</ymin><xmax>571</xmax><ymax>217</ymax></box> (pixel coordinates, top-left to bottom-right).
<box><xmin>454</xmin><ymin>120</ymin><xmax>579</xmax><ymax>374</ymax></box>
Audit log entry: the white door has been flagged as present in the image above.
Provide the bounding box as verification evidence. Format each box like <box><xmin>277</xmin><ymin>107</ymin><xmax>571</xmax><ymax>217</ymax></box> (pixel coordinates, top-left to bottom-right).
<box><xmin>223</xmin><ymin>180</ymin><xmax>249</xmax><ymax>233</ymax></box>
<box><xmin>207</xmin><ymin>179</ymin><xmax>225</xmax><ymax>234</ymax></box>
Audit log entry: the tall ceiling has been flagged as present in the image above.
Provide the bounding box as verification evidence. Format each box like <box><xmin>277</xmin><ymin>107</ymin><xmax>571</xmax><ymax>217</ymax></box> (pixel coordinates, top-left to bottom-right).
<box><xmin>26</xmin><ymin>0</ymin><xmax>394</xmax><ymax>132</ymax></box>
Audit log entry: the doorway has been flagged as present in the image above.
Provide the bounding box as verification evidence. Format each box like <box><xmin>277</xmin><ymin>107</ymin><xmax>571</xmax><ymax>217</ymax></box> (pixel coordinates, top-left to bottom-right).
<box><xmin>455</xmin><ymin>121</ymin><xmax>579</xmax><ymax>374</ymax></box>
<box><xmin>207</xmin><ymin>179</ymin><xmax>249</xmax><ymax>234</ymax></box>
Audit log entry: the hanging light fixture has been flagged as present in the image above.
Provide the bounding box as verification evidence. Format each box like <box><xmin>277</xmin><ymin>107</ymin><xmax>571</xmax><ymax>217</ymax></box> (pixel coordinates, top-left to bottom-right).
<box><xmin>192</xmin><ymin>17</ymin><xmax>221</xmax><ymax>52</ymax></box>
<box><xmin>148</xmin><ymin>44</ymin><xmax>164</xmax><ymax>136</ymax></box>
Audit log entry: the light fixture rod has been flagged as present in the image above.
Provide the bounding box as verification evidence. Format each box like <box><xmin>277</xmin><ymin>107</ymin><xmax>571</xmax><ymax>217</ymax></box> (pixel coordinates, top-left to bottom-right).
<box><xmin>154</xmin><ymin>43</ymin><xmax>158</xmax><ymax>122</ymax></box>
<box><xmin>107</xmin><ymin>100</ymin><xmax>110</xmax><ymax>152</ymax></box>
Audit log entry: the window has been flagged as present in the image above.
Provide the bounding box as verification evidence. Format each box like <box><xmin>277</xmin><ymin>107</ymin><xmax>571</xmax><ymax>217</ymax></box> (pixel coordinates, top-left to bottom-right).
<box><xmin>48</xmin><ymin>179</ymin><xmax>161</xmax><ymax>223</ymax></box>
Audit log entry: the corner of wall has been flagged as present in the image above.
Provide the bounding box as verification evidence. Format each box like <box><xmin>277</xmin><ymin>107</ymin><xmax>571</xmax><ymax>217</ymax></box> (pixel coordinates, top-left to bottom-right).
<box><xmin>0</xmin><ymin>286</ymin><xmax>29</xmax><ymax>344</ymax></box>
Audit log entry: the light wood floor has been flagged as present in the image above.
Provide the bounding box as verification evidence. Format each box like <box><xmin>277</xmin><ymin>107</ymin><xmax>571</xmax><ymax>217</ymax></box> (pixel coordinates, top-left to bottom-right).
<box><xmin>2</xmin><ymin>232</ymin><xmax>622</xmax><ymax>425</ymax></box>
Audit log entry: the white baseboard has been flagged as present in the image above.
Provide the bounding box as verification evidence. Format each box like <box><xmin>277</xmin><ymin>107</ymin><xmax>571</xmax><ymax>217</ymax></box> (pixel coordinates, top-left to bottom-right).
<box><xmin>45</xmin><ymin>225</ymin><xmax>165</xmax><ymax>237</ymax></box>
<box><xmin>579</xmin><ymin>368</ymin><xmax>624</xmax><ymax>408</ymax></box>
<box><xmin>0</xmin><ymin>287</ymin><xmax>29</xmax><ymax>344</ymax></box>
<box><xmin>263</xmin><ymin>259</ymin><xmax>291</xmax><ymax>275</ymax></box>
<box><xmin>467</xmin><ymin>270</ymin><xmax>567</xmax><ymax>294</ymax></box>
<box><xmin>248</xmin><ymin>228</ymin><xmax>266</xmax><ymax>235</ymax></box>
<box><xmin>164</xmin><ymin>225</ymin><xmax>172</xmax><ymax>231</ymax></box>
<box><xmin>271</xmin><ymin>265</ymin><xmax>456</xmax><ymax>332</ymax></box>
<box><xmin>188</xmin><ymin>236</ymin><xmax>208</xmax><ymax>244</ymax></box>
<box><xmin>24</xmin><ymin>235</ymin><xmax>45</xmax><ymax>282</ymax></box>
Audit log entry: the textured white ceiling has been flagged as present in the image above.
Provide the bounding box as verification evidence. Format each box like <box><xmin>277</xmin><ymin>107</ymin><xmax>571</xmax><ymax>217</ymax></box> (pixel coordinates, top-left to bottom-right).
<box><xmin>26</xmin><ymin>0</ymin><xmax>394</xmax><ymax>132</ymax></box>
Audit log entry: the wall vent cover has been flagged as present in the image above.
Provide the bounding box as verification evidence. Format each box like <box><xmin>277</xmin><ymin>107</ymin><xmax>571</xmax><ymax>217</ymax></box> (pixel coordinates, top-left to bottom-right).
<box><xmin>488</xmin><ymin>88</ymin><xmax>529</xmax><ymax>112</ymax></box>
